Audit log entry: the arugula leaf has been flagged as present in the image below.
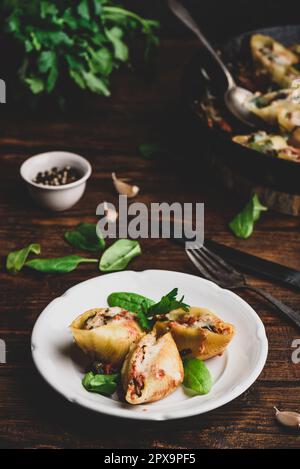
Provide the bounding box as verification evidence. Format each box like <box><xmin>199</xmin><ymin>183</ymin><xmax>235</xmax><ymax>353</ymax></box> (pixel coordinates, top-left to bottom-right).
<box><xmin>25</xmin><ymin>255</ymin><xmax>98</xmax><ymax>273</ymax></box>
<box><xmin>183</xmin><ymin>358</ymin><xmax>212</xmax><ymax>396</ymax></box>
<box><xmin>6</xmin><ymin>243</ymin><xmax>41</xmax><ymax>274</ymax></box>
<box><xmin>229</xmin><ymin>194</ymin><xmax>268</xmax><ymax>239</ymax></box>
<box><xmin>82</xmin><ymin>371</ymin><xmax>118</xmax><ymax>396</ymax></box>
<box><xmin>64</xmin><ymin>222</ymin><xmax>105</xmax><ymax>252</ymax></box>
<box><xmin>99</xmin><ymin>239</ymin><xmax>141</xmax><ymax>272</ymax></box>
<box><xmin>148</xmin><ymin>288</ymin><xmax>189</xmax><ymax>316</ymax></box>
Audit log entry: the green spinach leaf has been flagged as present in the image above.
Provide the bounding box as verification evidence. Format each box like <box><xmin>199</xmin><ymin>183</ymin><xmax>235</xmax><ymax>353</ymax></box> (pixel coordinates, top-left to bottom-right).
<box><xmin>183</xmin><ymin>358</ymin><xmax>212</xmax><ymax>395</ymax></box>
<box><xmin>99</xmin><ymin>239</ymin><xmax>141</xmax><ymax>272</ymax></box>
<box><xmin>25</xmin><ymin>255</ymin><xmax>98</xmax><ymax>273</ymax></box>
<box><xmin>6</xmin><ymin>243</ymin><xmax>41</xmax><ymax>273</ymax></box>
<box><xmin>64</xmin><ymin>222</ymin><xmax>105</xmax><ymax>252</ymax></box>
<box><xmin>229</xmin><ymin>194</ymin><xmax>267</xmax><ymax>239</ymax></box>
<box><xmin>107</xmin><ymin>292</ymin><xmax>155</xmax><ymax>313</ymax></box>
<box><xmin>82</xmin><ymin>371</ymin><xmax>118</xmax><ymax>396</ymax></box>
<box><xmin>139</xmin><ymin>142</ymin><xmax>168</xmax><ymax>159</ymax></box>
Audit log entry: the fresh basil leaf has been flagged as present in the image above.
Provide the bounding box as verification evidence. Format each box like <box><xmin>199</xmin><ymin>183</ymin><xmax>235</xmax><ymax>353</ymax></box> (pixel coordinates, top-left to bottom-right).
<box><xmin>25</xmin><ymin>255</ymin><xmax>98</xmax><ymax>273</ymax></box>
<box><xmin>148</xmin><ymin>288</ymin><xmax>189</xmax><ymax>316</ymax></box>
<box><xmin>229</xmin><ymin>194</ymin><xmax>268</xmax><ymax>239</ymax></box>
<box><xmin>6</xmin><ymin>243</ymin><xmax>41</xmax><ymax>274</ymax></box>
<box><xmin>107</xmin><ymin>292</ymin><xmax>155</xmax><ymax>313</ymax></box>
<box><xmin>99</xmin><ymin>240</ymin><xmax>141</xmax><ymax>272</ymax></box>
<box><xmin>82</xmin><ymin>371</ymin><xmax>118</xmax><ymax>396</ymax></box>
<box><xmin>183</xmin><ymin>358</ymin><xmax>212</xmax><ymax>396</ymax></box>
<box><xmin>64</xmin><ymin>223</ymin><xmax>105</xmax><ymax>252</ymax></box>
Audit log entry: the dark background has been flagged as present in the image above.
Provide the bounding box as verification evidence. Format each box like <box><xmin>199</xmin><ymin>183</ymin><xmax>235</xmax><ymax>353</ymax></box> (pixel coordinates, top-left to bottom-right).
<box><xmin>127</xmin><ymin>0</ymin><xmax>299</xmax><ymax>40</ymax></box>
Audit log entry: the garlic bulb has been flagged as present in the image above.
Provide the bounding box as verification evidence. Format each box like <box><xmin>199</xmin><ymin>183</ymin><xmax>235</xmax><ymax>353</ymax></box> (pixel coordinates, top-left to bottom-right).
<box><xmin>112</xmin><ymin>172</ymin><xmax>139</xmax><ymax>198</ymax></box>
<box><xmin>274</xmin><ymin>407</ymin><xmax>300</xmax><ymax>428</ymax></box>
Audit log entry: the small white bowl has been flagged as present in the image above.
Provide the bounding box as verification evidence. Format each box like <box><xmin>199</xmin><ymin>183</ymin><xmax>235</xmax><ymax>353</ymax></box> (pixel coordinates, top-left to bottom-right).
<box><xmin>20</xmin><ymin>151</ymin><xmax>92</xmax><ymax>211</ymax></box>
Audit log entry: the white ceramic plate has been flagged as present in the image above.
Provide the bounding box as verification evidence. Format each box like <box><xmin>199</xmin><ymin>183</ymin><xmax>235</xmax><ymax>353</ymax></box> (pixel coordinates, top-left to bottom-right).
<box><xmin>31</xmin><ymin>270</ymin><xmax>268</xmax><ymax>421</ymax></box>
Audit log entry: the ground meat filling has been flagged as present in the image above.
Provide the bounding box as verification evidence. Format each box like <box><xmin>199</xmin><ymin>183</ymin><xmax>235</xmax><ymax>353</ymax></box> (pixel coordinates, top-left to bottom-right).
<box><xmin>174</xmin><ymin>314</ymin><xmax>229</xmax><ymax>334</ymax></box>
<box><xmin>83</xmin><ymin>308</ymin><xmax>134</xmax><ymax>330</ymax></box>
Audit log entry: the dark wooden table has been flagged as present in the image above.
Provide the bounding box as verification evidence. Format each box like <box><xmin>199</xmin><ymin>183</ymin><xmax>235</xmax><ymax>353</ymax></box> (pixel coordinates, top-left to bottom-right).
<box><xmin>1</xmin><ymin>7</ymin><xmax>300</xmax><ymax>449</ymax></box>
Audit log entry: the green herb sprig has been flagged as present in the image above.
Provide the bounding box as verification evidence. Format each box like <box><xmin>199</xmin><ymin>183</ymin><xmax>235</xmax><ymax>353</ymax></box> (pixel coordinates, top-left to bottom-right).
<box><xmin>4</xmin><ymin>0</ymin><xmax>159</xmax><ymax>99</ymax></box>
<box><xmin>107</xmin><ymin>288</ymin><xmax>189</xmax><ymax>331</ymax></box>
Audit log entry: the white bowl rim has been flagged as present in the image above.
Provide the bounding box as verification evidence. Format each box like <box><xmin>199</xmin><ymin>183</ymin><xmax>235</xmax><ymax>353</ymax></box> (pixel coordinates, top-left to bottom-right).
<box><xmin>20</xmin><ymin>151</ymin><xmax>92</xmax><ymax>191</ymax></box>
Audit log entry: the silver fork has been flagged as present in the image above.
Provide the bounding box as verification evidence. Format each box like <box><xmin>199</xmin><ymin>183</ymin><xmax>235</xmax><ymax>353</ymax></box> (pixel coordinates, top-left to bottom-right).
<box><xmin>186</xmin><ymin>245</ymin><xmax>300</xmax><ymax>329</ymax></box>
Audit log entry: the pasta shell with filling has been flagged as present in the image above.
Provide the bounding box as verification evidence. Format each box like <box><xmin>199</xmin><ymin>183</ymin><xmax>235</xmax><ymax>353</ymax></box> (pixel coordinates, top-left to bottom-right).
<box><xmin>70</xmin><ymin>307</ymin><xmax>144</xmax><ymax>367</ymax></box>
<box><xmin>154</xmin><ymin>307</ymin><xmax>235</xmax><ymax>361</ymax></box>
<box><xmin>122</xmin><ymin>332</ymin><xmax>184</xmax><ymax>405</ymax></box>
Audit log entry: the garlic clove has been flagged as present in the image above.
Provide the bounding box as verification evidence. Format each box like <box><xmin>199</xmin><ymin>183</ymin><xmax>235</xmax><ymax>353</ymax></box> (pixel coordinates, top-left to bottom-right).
<box><xmin>112</xmin><ymin>172</ymin><xmax>139</xmax><ymax>198</ymax></box>
<box><xmin>274</xmin><ymin>407</ymin><xmax>300</xmax><ymax>428</ymax></box>
<box><xmin>103</xmin><ymin>201</ymin><xmax>118</xmax><ymax>223</ymax></box>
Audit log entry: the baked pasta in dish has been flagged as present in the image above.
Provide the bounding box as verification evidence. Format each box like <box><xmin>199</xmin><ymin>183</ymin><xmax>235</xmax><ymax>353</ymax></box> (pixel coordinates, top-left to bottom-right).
<box><xmin>121</xmin><ymin>332</ymin><xmax>184</xmax><ymax>404</ymax></box>
<box><xmin>154</xmin><ymin>307</ymin><xmax>235</xmax><ymax>361</ymax></box>
<box><xmin>233</xmin><ymin>131</ymin><xmax>300</xmax><ymax>162</ymax></box>
<box><xmin>198</xmin><ymin>33</ymin><xmax>300</xmax><ymax>162</ymax></box>
<box><xmin>250</xmin><ymin>34</ymin><xmax>299</xmax><ymax>88</ymax></box>
<box><xmin>70</xmin><ymin>307</ymin><xmax>144</xmax><ymax>366</ymax></box>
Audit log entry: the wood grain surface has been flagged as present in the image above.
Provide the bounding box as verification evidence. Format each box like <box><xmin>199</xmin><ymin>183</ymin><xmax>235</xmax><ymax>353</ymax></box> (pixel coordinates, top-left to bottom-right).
<box><xmin>1</xmin><ymin>0</ymin><xmax>300</xmax><ymax>449</ymax></box>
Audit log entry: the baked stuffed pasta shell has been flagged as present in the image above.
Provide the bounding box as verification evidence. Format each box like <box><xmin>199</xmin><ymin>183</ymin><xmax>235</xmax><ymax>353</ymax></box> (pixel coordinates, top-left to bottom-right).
<box><xmin>121</xmin><ymin>332</ymin><xmax>183</xmax><ymax>405</ymax></box>
<box><xmin>71</xmin><ymin>307</ymin><xmax>144</xmax><ymax>367</ymax></box>
<box><xmin>154</xmin><ymin>307</ymin><xmax>235</xmax><ymax>361</ymax></box>
<box><xmin>250</xmin><ymin>34</ymin><xmax>299</xmax><ymax>88</ymax></box>
<box><xmin>233</xmin><ymin>131</ymin><xmax>300</xmax><ymax>162</ymax></box>
<box><xmin>278</xmin><ymin>105</ymin><xmax>300</xmax><ymax>132</ymax></box>
<box><xmin>247</xmin><ymin>89</ymin><xmax>299</xmax><ymax>126</ymax></box>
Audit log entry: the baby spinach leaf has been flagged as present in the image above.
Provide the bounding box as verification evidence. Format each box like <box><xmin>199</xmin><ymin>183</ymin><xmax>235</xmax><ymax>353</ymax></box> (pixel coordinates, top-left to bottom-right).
<box><xmin>25</xmin><ymin>255</ymin><xmax>98</xmax><ymax>273</ymax></box>
<box><xmin>148</xmin><ymin>288</ymin><xmax>189</xmax><ymax>316</ymax></box>
<box><xmin>229</xmin><ymin>194</ymin><xmax>268</xmax><ymax>239</ymax></box>
<box><xmin>183</xmin><ymin>358</ymin><xmax>212</xmax><ymax>395</ymax></box>
<box><xmin>139</xmin><ymin>142</ymin><xmax>168</xmax><ymax>159</ymax></box>
<box><xmin>107</xmin><ymin>292</ymin><xmax>155</xmax><ymax>313</ymax></box>
<box><xmin>82</xmin><ymin>371</ymin><xmax>118</xmax><ymax>396</ymax></box>
<box><xmin>99</xmin><ymin>240</ymin><xmax>141</xmax><ymax>272</ymax></box>
<box><xmin>64</xmin><ymin>222</ymin><xmax>105</xmax><ymax>252</ymax></box>
<box><xmin>6</xmin><ymin>243</ymin><xmax>41</xmax><ymax>274</ymax></box>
